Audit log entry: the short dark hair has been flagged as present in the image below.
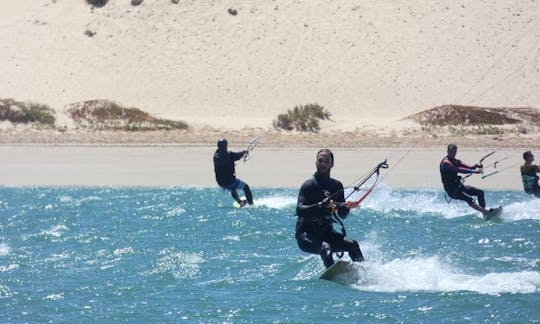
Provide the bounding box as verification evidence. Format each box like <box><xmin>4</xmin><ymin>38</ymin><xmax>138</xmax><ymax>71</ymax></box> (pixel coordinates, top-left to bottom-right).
<box><xmin>447</xmin><ymin>143</ymin><xmax>457</xmax><ymax>152</ymax></box>
<box><xmin>316</xmin><ymin>148</ymin><xmax>334</xmax><ymax>162</ymax></box>
<box><xmin>217</xmin><ymin>137</ymin><xmax>228</xmax><ymax>149</ymax></box>
<box><xmin>523</xmin><ymin>150</ymin><xmax>533</xmax><ymax>160</ymax></box>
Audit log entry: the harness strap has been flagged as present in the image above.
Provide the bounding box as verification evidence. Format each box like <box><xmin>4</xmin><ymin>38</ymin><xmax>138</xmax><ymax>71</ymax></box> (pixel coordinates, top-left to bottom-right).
<box><xmin>331</xmin><ymin>212</ymin><xmax>346</xmax><ymax>258</ymax></box>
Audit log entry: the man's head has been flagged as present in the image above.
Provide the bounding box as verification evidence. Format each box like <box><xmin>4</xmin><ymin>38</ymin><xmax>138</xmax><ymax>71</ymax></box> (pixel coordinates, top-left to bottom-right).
<box><xmin>523</xmin><ymin>150</ymin><xmax>534</xmax><ymax>161</ymax></box>
<box><xmin>447</xmin><ymin>144</ymin><xmax>457</xmax><ymax>158</ymax></box>
<box><xmin>316</xmin><ymin>149</ymin><xmax>334</xmax><ymax>175</ymax></box>
<box><xmin>217</xmin><ymin>138</ymin><xmax>228</xmax><ymax>150</ymax></box>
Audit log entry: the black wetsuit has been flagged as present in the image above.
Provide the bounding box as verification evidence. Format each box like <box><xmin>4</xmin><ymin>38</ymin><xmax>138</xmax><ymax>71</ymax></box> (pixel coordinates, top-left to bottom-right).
<box><xmin>295</xmin><ymin>172</ymin><xmax>364</xmax><ymax>268</ymax></box>
<box><xmin>213</xmin><ymin>148</ymin><xmax>253</xmax><ymax>205</ymax></box>
<box><xmin>213</xmin><ymin>148</ymin><xmax>245</xmax><ymax>187</ymax></box>
<box><xmin>440</xmin><ymin>156</ymin><xmax>485</xmax><ymax>207</ymax></box>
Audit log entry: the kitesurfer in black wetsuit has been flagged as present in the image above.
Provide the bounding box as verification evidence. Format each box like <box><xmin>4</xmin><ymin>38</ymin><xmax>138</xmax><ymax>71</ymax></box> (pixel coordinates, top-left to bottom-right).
<box><xmin>295</xmin><ymin>149</ymin><xmax>364</xmax><ymax>268</ymax></box>
<box><xmin>440</xmin><ymin>144</ymin><xmax>494</xmax><ymax>216</ymax></box>
<box><xmin>520</xmin><ymin>150</ymin><xmax>540</xmax><ymax>198</ymax></box>
<box><xmin>213</xmin><ymin>138</ymin><xmax>253</xmax><ymax>207</ymax></box>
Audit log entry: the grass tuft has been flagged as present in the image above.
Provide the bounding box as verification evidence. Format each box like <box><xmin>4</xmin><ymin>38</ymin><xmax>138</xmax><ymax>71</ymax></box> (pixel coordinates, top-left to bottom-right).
<box><xmin>0</xmin><ymin>98</ymin><xmax>56</xmax><ymax>128</ymax></box>
<box><xmin>273</xmin><ymin>103</ymin><xmax>331</xmax><ymax>132</ymax></box>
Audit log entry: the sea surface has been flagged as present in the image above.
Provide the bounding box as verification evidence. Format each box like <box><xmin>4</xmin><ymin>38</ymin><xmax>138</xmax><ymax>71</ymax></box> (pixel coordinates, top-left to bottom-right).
<box><xmin>1</xmin><ymin>185</ymin><xmax>539</xmax><ymax>323</ymax></box>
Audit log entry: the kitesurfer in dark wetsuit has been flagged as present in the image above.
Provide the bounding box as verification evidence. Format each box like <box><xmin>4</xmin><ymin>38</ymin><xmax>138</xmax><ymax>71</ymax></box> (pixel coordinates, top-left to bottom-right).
<box><xmin>440</xmin><ymin>144</ymin><xmax>493</xmax><ymax>216</ymax></box>
<box><xmin>295</xmin><ymin>149</ymin><xmax>364</xmax><ymax>268</ymax></box>
<box><xmin>520</xmin><ymin>150</ymin><xmax>540</xmax><ymax>198</ymax></box>
<box><xmin>213</xmin><ymin>138</ymin><xmax>253</xmax><ymax>207</ymax></box>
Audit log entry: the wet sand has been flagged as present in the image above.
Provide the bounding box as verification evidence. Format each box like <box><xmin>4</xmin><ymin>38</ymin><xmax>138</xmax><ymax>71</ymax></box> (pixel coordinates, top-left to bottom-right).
<box><xmin>0</xmin><ymin>145</ymin><xmax>524</xmax><ymax>190</ymax></box>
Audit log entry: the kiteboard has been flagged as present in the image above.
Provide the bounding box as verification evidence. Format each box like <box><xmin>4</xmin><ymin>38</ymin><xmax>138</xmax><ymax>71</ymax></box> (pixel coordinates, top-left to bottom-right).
<box><xmin>483</xmin><ymin>205</ymin><xmax>503</xmax><ymax>220</ymax></box>
<box><xmin>232</xmin><ymin>199</ymin><xmax>248</xmax><ymax>208</ymax></box>
<box><xmin>319</xmin><ymin>260</ymin><xmax>353</xmax><ymax>281</ymax></box>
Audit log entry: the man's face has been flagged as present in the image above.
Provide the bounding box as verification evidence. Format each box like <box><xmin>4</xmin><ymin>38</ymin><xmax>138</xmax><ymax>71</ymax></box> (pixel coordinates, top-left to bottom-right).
<box><xmin>316</xmin><ymin>151</ymin><xmax>333</xmax><ymax>173</ymax></box>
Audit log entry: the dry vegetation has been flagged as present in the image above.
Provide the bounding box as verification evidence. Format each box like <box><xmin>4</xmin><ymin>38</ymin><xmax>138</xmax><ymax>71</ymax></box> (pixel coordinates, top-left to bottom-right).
<box><xmin>273</xmin><ymin>103</ymin><xmax>332</xmax><ymax>132</ymax></box>
<box><xmin>405</xmin><ymin>105</ymin><xmax>540</xmax><ymax>136</ymax></box>
<box><xmin>0</xmin><ymin>98</ymin><xmax>56</xmax><ymax>128</ymax></box>
<box><xmin>66</xmin><ymin>100</ymin><xmax>188</xmax><ymax>131</ymax></box>
<box><xmin>1</xmin><ymin>99</ymin><xmax>539</xmax><ymax>148</ymax></box>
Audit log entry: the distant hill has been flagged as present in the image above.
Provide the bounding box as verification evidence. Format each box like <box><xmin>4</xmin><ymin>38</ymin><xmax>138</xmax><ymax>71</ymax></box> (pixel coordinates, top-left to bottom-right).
<box><xmin>404</xmin><ymin>105</ymin><xmax>540</xmax><ymax>136</ymax></box>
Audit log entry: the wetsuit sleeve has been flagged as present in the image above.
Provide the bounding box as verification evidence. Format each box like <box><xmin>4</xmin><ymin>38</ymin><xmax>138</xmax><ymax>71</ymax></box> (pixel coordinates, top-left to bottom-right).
<box><xmin>296</xmin><ymin>180</ymin><xmax>319</xmax><ymax>215</ymax></box>
<box><xmin>440</xmin><ymin>159</ymin><xmax>477</xmax><ymax>174</ymax></box>
<box><xmin>230</xmin><ymin>151</ymin><xmax>247</xmax><ymax>162</ymax></box>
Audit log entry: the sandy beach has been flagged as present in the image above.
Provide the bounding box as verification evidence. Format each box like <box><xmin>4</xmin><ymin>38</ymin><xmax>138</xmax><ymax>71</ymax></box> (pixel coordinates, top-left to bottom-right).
<box><xmin>1</xmin><ymin>0</ymin><xmax>539</xmax><ymax>131</ymax></box>
<box><xmin>0</xmin><ymin>0</ymin><xmax>538</xmax><ymax>190</ymax></box>
<box><xmin>0</xmin><ymin>144</ymin><xmax>526</xmax><ymax>190</ymax></box>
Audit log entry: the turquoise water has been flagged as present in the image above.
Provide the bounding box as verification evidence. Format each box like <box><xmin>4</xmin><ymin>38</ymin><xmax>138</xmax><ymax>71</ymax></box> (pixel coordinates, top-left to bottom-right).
<box><xmin>1</xmin><ymin>185</ymin><xmax>539</xmax><ymax>323</ymax></box>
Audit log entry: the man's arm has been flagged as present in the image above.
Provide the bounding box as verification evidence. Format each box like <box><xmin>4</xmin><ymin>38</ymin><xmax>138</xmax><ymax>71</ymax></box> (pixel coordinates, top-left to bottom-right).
<box><xmin>335</xmin><ymin>182</ymin><xmax>350</xmax><ymax>219</ymax></box>
<box><xmin>441</xmin><ymin>159</ymin><xmax>480</xmax><ymax>175</ymax></box>
<box><xmin>230</xmin><ymin>151</ymin><xmax>247</xmax><ymax>162</ymax></box>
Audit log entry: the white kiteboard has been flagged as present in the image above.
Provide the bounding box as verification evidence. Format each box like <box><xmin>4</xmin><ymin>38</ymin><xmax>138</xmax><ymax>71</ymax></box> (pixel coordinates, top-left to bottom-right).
<box><xmin>483</xmin><ymin>205</ymin><xmax>503</xmax><ymax>220</ymax></box>
<box><xmin>319</xmin><ymin>260</ymin><xmax>353</xmax><ymax>281</ymax></box>
<box><xmin>232</xmin><ymin>198</ymin><xmax>248</xmax><ymax>209</ymax></box>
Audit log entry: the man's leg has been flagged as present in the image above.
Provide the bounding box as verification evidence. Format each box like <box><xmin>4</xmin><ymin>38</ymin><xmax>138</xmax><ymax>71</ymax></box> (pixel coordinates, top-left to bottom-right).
<box><xmin>345</xmin><ymin>238</ymin><xmax>364</xmax><ymax>262</ymax></box>
<box><xmin>328</xmin><ymin>232</ymin><xmax>364</xmax><ymax>263</ymax></box>
<box><xmin>320</xmin><ymin>242</ymin><xmax>334</xmax><ymax>268</ymax></box>
<box><xmin>244</xmin><ymin>184</ymin><xmax>254</xmax><ymax>205</ymax></box>
<box><xmin>296</xmin><ymin>231</ymin><xmax>333</xmax><ymax>267</ymax></box>
<box><xmin>230</xmin><ymin>190</ymin><xmax>243</xmax><ymax>205</ymax></box>
<box><xmin>465</xmin><ymin>186</ymin><xmax>485</xmax><ymax>208</ymax></box>
<box><xmin>452</xmin><ymin>188</ymin><xmax>487</xmax><ymax>213</ymax></box>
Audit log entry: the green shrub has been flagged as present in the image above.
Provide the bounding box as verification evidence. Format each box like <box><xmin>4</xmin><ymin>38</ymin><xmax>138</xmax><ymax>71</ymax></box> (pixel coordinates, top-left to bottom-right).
<box><xmin>273</xmin><ymin>103</ymin><xmax>331</xmax><ymax>132</ymax></box>
<box><xmin>0</xmin><ymin>98</ymin><xmax>55</xmax><ymax>127</ymax></box>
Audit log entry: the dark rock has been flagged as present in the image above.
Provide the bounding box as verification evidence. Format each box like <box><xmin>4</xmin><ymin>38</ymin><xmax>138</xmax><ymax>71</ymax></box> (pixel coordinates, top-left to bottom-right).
<box><xmin>228</xmin><ymin>8</ymin><xmax>238</xmax><ymax>16</ymax></box>
<box><xmin>86</xmin><ymin>0</ymin><xmax>108</xmax><ymax>8</ymax></box>
<box><xmin>84</xmin><ymin>29</ymin><xmax>96</xmax><ymax>37</ymax></box>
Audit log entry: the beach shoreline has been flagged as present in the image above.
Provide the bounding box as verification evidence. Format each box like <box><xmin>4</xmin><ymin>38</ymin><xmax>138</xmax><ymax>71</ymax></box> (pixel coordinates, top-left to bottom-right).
<box><xmin>2</xmin><ymin>128</ymin><xmax>539</xmax><ymax>148</ymax></box>
<box><xmin>0</xmin><ymin>143</ymin><xmax>527</xmax><ymax>190</ymax></box>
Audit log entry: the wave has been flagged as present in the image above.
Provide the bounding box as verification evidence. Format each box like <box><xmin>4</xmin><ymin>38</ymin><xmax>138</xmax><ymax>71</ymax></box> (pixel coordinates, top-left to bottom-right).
<box><xmin>345</xmin><ymin>256</ymin><xmax>540</xmax><ymax>294</ymax></box>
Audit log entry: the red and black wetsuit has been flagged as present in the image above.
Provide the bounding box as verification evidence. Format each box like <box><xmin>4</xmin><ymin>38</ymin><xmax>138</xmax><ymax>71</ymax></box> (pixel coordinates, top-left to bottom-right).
<box><xmin>295</xmin><ymin>172</ymin><xmax>364</xmax><ymax>268</ymax></box>
<box><xmin>440</xmin><ymin>156</ymin><xmax>485</xmax><ymax>208</ymax></box>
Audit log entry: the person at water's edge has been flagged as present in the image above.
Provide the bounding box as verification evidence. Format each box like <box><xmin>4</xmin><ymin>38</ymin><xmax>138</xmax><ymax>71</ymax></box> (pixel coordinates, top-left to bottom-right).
<box><xmin>213</xmin><ymin>138</ymin><xmax>253</xmax><ymax>207</ymax></box>
<box><xmin>295</xmin><ymin>149</ymin><xmax>364</xmax><ymax>268</ymax></box>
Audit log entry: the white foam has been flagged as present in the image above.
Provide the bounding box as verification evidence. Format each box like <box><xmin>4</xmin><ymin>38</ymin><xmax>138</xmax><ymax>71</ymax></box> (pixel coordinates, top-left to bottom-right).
<box><xmin>40</xmin><ymin>224</ymin><xmax>69</xmax><ymax>238</ymax></box>
<box><xmin>500</xmin><ymin>198</ymin><xmax>540</xmax><ymax>221</ymax></box>
<box><xmin>146</xmin><ymin>248</ymin><xmax>206</xmax><ymax>280</ymax></box>
<box><xmin>0</xmin><ymin>242</ymin><xmax>11</xmax><ymax>256</ymax></box>
<box><xmin>348</xmin><ymin>183</ymin><xmax>470</xmax><ymax>218</ymax></box>
<box><xmin>254</xmin><ymin>195</ymin><xmax>296</xmax><ymax>210</ymax></box>
<box><xmin>346</xmin><ymin>255</ymin><xmax>540</xmax><ymax>294</ymax></box>
<box><xmin>349</xmin><ymin>183</ymin><xmax>540</xmax><ymax>221</ymax></box>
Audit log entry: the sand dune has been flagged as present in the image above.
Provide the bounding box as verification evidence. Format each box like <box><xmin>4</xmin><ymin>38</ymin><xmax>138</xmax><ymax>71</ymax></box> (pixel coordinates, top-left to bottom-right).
<box><xmin>1</xmin><ymin>0</ymin><xmax>539</xmax><ymax>132</ymax></box>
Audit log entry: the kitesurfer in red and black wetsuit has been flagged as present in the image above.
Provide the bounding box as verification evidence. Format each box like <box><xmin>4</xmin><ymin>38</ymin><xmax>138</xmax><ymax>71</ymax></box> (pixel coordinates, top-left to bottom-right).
<box><xmin>440</xmin><ymin>144</ymin><xmax>493</xmax><ymax>216</ymax></box>
<box><xmin>295</xmin><ymin>149</ymin><xmax>364</xmax><ymax>268</ymax></box>
<box><xmin>520</xmin><ymin>150</ymin><xmax>540</xmax><ymax>198</ymax></box>
<box><xmin>213</xmin><ymin>138</ymin><xmax>253</xmax><ymax>207</ymax></box>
